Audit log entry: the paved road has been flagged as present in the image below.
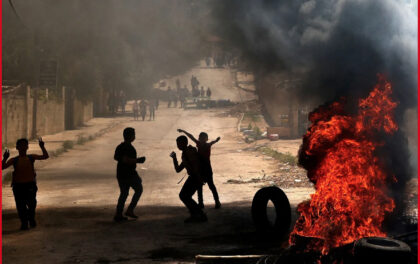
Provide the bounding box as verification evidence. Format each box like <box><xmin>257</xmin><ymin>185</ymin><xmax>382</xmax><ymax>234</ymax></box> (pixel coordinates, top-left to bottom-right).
<box><xmin>2</xmin><ymin>107</ymin><xmax>312</xmax><ymax>264</ymax></box>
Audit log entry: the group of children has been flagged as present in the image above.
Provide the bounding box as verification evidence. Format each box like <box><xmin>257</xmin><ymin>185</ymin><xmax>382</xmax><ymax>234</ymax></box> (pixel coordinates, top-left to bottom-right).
<box><xmin>169</xmin><ymin>129</ymin><xmax>221</xmax><ymax>223</ymax></box>
<box><xmin>115</xmin><ymin>127</ymin><xmax>221</xmax><ymax>223</ymax></box>
<box><xmin>2</xmin><ymin>127</ymin><xmax>221</xmax><ymax>229</ymax></box>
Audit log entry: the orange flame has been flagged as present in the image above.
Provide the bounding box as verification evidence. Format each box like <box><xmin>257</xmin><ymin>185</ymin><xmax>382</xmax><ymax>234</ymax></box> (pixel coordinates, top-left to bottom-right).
<box><xmin>289</xmin><ymin>75</ymin><xmax>397</xmax><ymax>254</ymax></box>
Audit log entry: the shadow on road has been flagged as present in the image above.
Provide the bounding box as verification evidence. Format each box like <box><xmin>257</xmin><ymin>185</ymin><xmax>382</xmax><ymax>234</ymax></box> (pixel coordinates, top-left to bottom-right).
<box><xmin>3</xmin><ymin>201</ymin><xmax>295</xmax><ymax>263</ymax></box>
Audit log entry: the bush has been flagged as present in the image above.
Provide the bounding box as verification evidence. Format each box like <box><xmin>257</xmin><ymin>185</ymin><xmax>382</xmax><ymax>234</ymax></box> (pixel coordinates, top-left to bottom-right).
<box><xmin>62</xmin><ymin>140</ymin><xmax>74</xmax><ymax>151</ymax></box>
<box><xmin>2</xmin><ymin>171</ymin><xmax>13</xmax><ymax>184</ymax></box>
<box><xmin>259</xmin><ymin>147</ymin><xmax>297</xmax><ymax>165</ymax></box>
<box><xmin>76</xmin><ymin>136</ymin><xmax>87</xmax><ymax>145</ymax></box>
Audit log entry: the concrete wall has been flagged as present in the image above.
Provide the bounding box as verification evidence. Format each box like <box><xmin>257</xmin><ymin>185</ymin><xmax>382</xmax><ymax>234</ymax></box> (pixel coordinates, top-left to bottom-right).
<box><xmin>73</xmin><ymin>99</ymin><xmax>93</xmax><ymax>128</ymax></box>
<box><xmin>256</xmin><ymin>72</ymin><xmax>306</xmax><ymax>138</ymax></box>
<box><xmin>2</xmin><ymin>96</ymin><xmax>29</xmax><ymax>146</ymax></box>
<box><xmin>2</xmin><ymin>86</ymin><xmax>93</xmax><ymax>146</ymax></box>
<box><xmin>35</xmin><ymin>98</ymin><xmax>65</xmax><ymax>136</ymax></box>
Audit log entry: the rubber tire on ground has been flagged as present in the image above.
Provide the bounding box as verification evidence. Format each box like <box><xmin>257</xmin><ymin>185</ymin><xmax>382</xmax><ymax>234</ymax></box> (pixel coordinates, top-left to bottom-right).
<box><xmin>353</xmin><ymin>237</ymin><xmax>411</xmax><ymax>264</ymax></box>
<box><xmin>251</xmin><ymin>186</ymin><xmax>291</xmax><ymax>237</ymax></box>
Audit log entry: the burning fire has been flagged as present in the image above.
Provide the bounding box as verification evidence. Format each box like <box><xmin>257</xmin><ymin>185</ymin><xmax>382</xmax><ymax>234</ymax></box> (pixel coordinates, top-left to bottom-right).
<box><xmin>290</xmin><ymin>75</ymin><xmax>397</xmax><ymax>254</ymax></box>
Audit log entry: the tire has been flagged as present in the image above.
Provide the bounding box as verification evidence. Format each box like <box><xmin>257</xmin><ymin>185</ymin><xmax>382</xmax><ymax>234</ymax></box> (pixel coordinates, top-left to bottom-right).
<box><xmin>353</xmin><ymin>237</ymin><xmax>411</xmax><ymax>264</ymax></box>
<box><xmin>251</xmin><ymin>186</ymin><xmax>291</xmax><ymax>237</ymax></box>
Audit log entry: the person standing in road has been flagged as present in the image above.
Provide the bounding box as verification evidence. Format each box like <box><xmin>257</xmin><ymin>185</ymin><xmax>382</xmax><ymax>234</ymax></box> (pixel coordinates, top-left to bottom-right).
<box><xmin>140</xmin><ymin>99</ymin><xmax>148</xmax><ymax>121</ymax></box>
<box><xmin>173</xmin><ymin>89</ymin><xmax>179</xmax><ymax>108</ymax></box>
<box><xmin>155</xmin><ymin>97</ymin><xmax>159</xmax><ymax>110</ymax></box>
<box><xmin>114</xmin><ymin>128</ymin><xmax>146</xmax><ymax>222</ymax></box>
<box><xmin>2</xmin><ymin>138</ymin><xmax>49</xmax><ymax>230</ymax></box>
<box><xmin>149</xmin><ymin>99</ymin><xmax>155</xmax><ymax>121</ymax></box>
<box><xmin>190</xmin><ymin>75</ymin><xmax>195</xmax><ymax>90</ymax></box>
<box><xmin>133</xmin><ymin>100</ymin><xmax>139</xmax><ymax>121</ymax></box>
<box><xmin>170</xmin><ymin>136</ymin><xmax>207</xmax><ymax>223</ymax></box>
<box><xmin>206</xmin><ymin>87</ymin><xmax>212</xmax><ymax>98</ymax></box>
<box><xmin>167</xmin><ymin>86</ymin><xmax>172</xmax><ymax>108</ymax></box>
<box><xmin>119</xmin><ymin>90</ymin><xmax>126</xmax><ymax>113</ymax></box>
<box><xmin>179</xmin><ymin>86</ymin><xmax>188</xmax><ymax>108</ymax></box>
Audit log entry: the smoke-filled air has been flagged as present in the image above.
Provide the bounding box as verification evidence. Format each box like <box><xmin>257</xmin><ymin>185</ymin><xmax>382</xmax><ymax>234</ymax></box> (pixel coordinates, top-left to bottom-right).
<box><xmin>2</xmin><ymin>1</ymin><xmax>418</xmax><ymax>263</ymax></box>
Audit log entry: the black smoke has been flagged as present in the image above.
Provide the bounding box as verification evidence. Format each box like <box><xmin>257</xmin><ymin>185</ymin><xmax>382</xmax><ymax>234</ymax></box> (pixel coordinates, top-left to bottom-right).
<box><xmin>3</xmin><ymin>0</ymin><xmax>211</xmax><ymax>99</ymax></box>
<box><xmin>210</xmin><ymin>0</ymin><xmax>417</xmax><ymax>110</ymax></box>
<box><xmin>210</xmin><ymin>0</ymin><xmax>417</xmax><ymax>226</ymax></box>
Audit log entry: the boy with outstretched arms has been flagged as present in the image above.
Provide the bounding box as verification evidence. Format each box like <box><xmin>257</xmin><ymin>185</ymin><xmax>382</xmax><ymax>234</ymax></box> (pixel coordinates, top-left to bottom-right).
<box><xmin>170</xmin><ymin>136</ymin><xmax>207</xmax><ymax>223</ymax></box>
<box><xmin>177</xmin><ymin>129</ymin><xmax>221</xmax><ymax>209</ymax></box>
<box><xmin>114</xmin><ymin>127</ymin><xmax>146</xmax><ymax>221</ymax></box>
<box><xmin>2</xmin><ymin>138</ymin><xmax>49</xmax><ymax>230</ymax></box>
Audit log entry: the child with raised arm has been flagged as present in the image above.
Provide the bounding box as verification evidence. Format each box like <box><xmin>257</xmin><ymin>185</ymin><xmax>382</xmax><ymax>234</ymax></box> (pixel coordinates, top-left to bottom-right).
<box><xmin>170</xmin><ymin>136</ymin><xmax>207</xmax><ymax>223</ymax></box>
<box><xmin>2</xmin><ymin>138</ymin><xmax>49</xmax><ymax>230</ymax></box>
<box><xmin>177</xmin><ymin>129</ymin><xmax>221</xmax><ymax>209</ymax></box>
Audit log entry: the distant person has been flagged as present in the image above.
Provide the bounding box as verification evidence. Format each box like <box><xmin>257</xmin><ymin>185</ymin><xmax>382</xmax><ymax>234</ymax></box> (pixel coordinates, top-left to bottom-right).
<box><xmin>155</xmin><ymin>97</ymin><xmax>159</xmax><ymax>110</ymax></box>
<box><xmin>149</xmin><ymin>99</ymin><xmax>155</xmax><ymax>121</ymax></box>
<box><xmin>173</xmin><ymin>90</ymin><xmax>178</xmax><ymax>108</ymax></box>
<box><xmin>190</xmin><ymin>75</ymin><xmax>195</xmax><ymax>90</ymax></box>
<box><xmin>179</xmin><ymin>87</ymin><xmax>187</xmax><ymax>108</ymax></box>
<box><xmin>191</xmin><ymin>75</ymin><xmax>199</xmax><ymax>90</ymax></box>
<box><xmin>177</xmin><ymin>129</ymin><xmax>221</xmax><ymax>209</ymax></box>
<box><xmin>170</xmin><ymin>136</ymin><xmax>207</xmax><ymax>223</ymax></box>
<box><xmin>139</xmin><ymin>99</ymin><xmax>148</xmax><ymax>121</ymax></box>
<box><xmin>119</xmin><ymin>90</ymin><xmax>126</xmax><ymax>113</ymax></box>
<box><xmin>167</xmin><ymin>86</ymin><xmax>172</xmax><ymax>108</ymax></box>
<box><xmin>195</xmin><ymin>76</ymin><xmax>200</xmax><ymax>89</ymax></box>
<box><xmin>108</xmin><ymin>93</ymin><xmax>115</xmax><ymax>114</ymax></box>
<box><xmin>200</xmin><ymin>86</ymin><xmax>205</xmax><ymax>97</ymax></box>
<box><xmin>114</xmin><ymin>128</ymin><xmax>146</xmax><ymax>222</ymax></box>
<box><xmin>206</xmin><ymin>87</ymin><xmax>212</xmax><ymax>98</ymax></box>
<box><xmin>133</xmin><ymin>100</ymin><xmax>139</xmax><ymax>121</ymax></box>
<box><xmin>205</xmin><ymin>57</ymin><xmax>211</xmax><ymax>67</ymax></box>
<box><xmin>2</xmin><ymin>138</ymin><xmax>49</xmax><ymax>230</ymax></box>
<box><xmin>184</xmin><ymin>85</ymin><xmax>190</xmax><ymax>96</ymax></box>
<box><xmin>192</xmin><ymin>87</ymin><xmax>200</xmax><ymax>98</ymax></box>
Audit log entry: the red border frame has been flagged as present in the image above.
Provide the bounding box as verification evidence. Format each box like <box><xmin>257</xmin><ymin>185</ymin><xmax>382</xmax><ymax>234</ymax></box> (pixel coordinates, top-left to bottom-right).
<box><xmin>415</xmin><ymin>2</ymin><xmax>420</xmax><ymax>263</ymax></box>
<box><xmin>0</xmin><ymin>2</ymin><xmax>418</xmax><ymax>264</ymax></box>
<box><xmin>1</xmin><ymin>0</ymin><xmax>3</xmax><ymax>262</ymax></box>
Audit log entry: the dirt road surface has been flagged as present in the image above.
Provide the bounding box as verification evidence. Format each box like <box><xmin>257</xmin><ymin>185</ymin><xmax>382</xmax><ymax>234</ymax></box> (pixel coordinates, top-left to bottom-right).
<box><xmin>2</xmin><ymin>107</ymin><xmax>313</xmax><ymax>264</ymax></box>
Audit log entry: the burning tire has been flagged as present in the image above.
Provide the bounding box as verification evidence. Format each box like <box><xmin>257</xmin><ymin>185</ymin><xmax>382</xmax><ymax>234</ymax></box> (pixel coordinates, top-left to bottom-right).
<box><xmin>353</xmin><ymin>237</ymin><xmax>411</xmax><ymax>264</ymax></box>
<box><xmin>251</xmin><ymin>186</ymin><xmax>291</xmax><ymax>237</ymax></box>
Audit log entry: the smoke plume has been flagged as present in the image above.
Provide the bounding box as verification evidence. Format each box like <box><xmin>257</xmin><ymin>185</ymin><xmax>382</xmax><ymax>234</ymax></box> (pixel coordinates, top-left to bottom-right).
<box><xmin>210</xmin><ymin>0</ymin><xmax>417</xmax><ymax>224</ymax></box>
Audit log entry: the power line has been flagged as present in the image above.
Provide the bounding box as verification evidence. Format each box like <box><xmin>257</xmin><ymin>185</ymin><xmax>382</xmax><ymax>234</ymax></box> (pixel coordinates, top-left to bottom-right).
<box><xmin>8</xmin><ymin>0</ymin><xmax>28</xmax><ymax>29</ymax></box>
